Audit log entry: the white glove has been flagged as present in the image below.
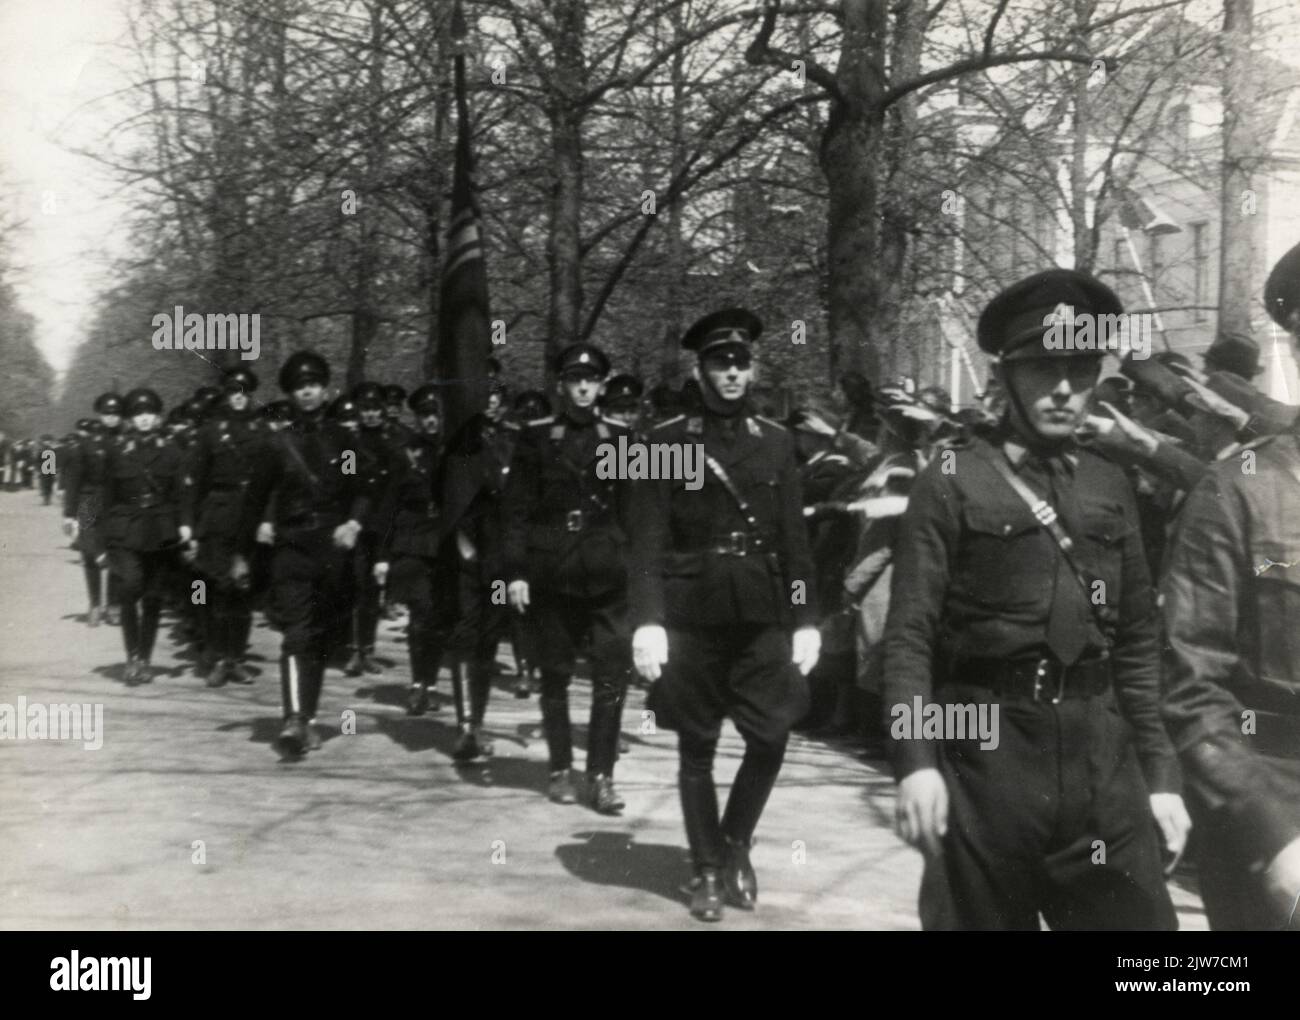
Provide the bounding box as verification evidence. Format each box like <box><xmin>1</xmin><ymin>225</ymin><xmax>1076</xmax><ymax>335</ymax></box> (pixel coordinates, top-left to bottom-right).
<box><xmin>791</xmin><ymin>626</ymin><xmax>821</xmax><ymax>676</ymax></box>
<box><xmin>178</xmin><ymin>524</ymin><xmax>193</xmax><ymax>544</ymax></box>
<box><xmin>508</xmin><ymin>580</ymin><xmax>530</xmax><ymax>614</ymax></box>
<box><xmin>632</xmin><ymin>625</ymin><xmax>668</xmax><ymax>682</ymax></box>
<box><xmin>373</xmin><ymin>561</ymin><xmax>389</xmax><ymax>585</ymax></box>
<box><xmin>1148</xmin><ymin>792</ymin><xmax>1192</xmax><ymax>874</ymax></box>
<box><xmin>332</xmin><ymin>519</ymin><xmax>362</xmax><ymax>550</ymax></box>
<box><xmin>256</xmin><ymin>522</ymin><xmax>275</xmax><ymax>545</ymax></box>
<box><xmin>1263</xmin><ymin>835</ymin><xmax>1300</xmax><ymax>923</ymax></box>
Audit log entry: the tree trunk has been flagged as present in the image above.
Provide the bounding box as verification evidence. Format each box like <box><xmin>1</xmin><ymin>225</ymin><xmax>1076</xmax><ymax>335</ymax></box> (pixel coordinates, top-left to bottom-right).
<box><xmin>1218</xmin><ymin>0</ymin><xmax>1261</xmax><ymax>338</ymax></box>
<box><xmin>820</xmin><ymin>0</ymin><xmax>887</xmax><ymax>382</ymax></box>
<box><xmin>348</xmin><ymin>1</ymin><xmax>386</xmax><ymax>389</ymax></box>
<box><xmin>545</xmin><ymin>0</ymin><xmax>587</xmax><ymax>377</ymax></box>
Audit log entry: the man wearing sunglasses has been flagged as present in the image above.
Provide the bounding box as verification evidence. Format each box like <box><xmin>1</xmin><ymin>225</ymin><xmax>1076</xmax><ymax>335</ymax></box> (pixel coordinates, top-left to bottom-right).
<box><xmin>627</xmin><ymin>308</ymin><xmax>820</xmax><ymax>922</ymax></box>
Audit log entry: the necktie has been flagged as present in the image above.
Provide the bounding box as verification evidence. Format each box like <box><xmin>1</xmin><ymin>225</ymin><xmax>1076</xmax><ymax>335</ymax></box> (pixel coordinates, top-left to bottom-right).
<box><xmin>1041</xmin><ymin>457</ymin><xmax>1090</xmax><ymax>665</ymax></box>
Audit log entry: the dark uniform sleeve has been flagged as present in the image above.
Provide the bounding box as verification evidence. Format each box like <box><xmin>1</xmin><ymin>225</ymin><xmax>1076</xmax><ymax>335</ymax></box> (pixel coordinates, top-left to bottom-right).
<box><xmin>1162</xmin><ymin>467</ymin><xmax>1300</xmax><ymax>866</ymax></box>
<box><xmin>774</xmin><ymin>427</ymin><xmax>818</xmax><ymax>629</ymax></box>
<box><xmin>180</xmin><ymin>428</ymin><xmax>210</xmax><ymax>530</ymax></box>
<box><xmin>881</xmin><ymin>460</ymin><xmax>961</xmax><ymax>779</ymax></box>
<box><xmin>626</xmin><ymin>425</ymin><xmax>675</xmax><ymax>629</ymax></box>
<box><xmin>374</xmin><ymin>450</ymin><xmax>408</xmax><ymax>563</ymax></box>
<box><xmin>238</xmin><ymin>436</ymin><xmax>278</xmax><ymax>553</ymax></box>
<box><xmin>1107</xmin><ymin>468</ymin><xmax>1180</xmax><ymax>794</ymax></box>
<box><xmin>61</xmin><ymin>440</ymin><xmax>83</xmax><ymax>518</ymax></box>
<box><xmin>501</xmin><ymin>426</ymin><xmax>541</xmax><ymax>584</ymax></box>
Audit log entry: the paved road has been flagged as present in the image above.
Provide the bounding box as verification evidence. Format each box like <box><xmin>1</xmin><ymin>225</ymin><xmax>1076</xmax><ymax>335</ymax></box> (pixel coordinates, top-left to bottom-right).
<box><xmin>0</xmin><ymin>487</ymin><xmax>1205</xmax><ymax>929</ymax></box>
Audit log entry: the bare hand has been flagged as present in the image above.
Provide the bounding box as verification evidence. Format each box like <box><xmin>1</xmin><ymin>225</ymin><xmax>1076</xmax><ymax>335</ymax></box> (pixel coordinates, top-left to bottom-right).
<box><xmin>373</xmin><ymin>561</ymin><xmax>389</xmax><ymax>586</ymax></box>
<box><xmin>255</xmin><ymin>522</ymin><xmax>275</xmax><ymax>545</ymax></box>
<box><xmin>507</xmin><ymin>580</ymin><xmax>529</xmax><ymax>614</ymax></box>
<box><xmin>896</xmin><ymin>768</ymin><xmax>949</xmax><ymax>857</ymax></box>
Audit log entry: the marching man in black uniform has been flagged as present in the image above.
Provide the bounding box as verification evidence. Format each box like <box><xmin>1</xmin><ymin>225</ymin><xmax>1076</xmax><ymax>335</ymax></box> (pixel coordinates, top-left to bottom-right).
<box><xmin>238</xmin><ymin>351</ymin><xmax>369</xmax><ymax>757</ymax></box>
<box><xmin>628</xmin><ymin>309</ymin><xmax>821</xmax><ymax>921</ymax></box>
<box><xmin>1160</xmin><ymin>242</ymin><xmax>1300</xmax><ymax>929</ymax></box>
<box><xmin>102</xmin><ymin>389</ymin><xmax>187</xmax><ymax>684</ymax></box>
<box><xmin>372</xmin><ymin>384</ymin><xmax>449</xmax><ymax>716</ymax></box>
<box><xmin>63</xmin><ymin>393</ymin><xmax>124</xmax><ymax>627</ymax></box>
<box><xmin>883</xmin><ymin>269</ymin><xmax>1189</xmax><ymax>929</ymax></box>
<box><xmin>504</xmin><ymin>343</ymin><xmax>634</xmax><ymax>813</ymax></box>
<box><xmin>345</xmin><ymin>381</ymin><xmax>395</xmax><ymax>677</ymax></box>
<box><xmin>182</xmin><ymin>367</ymin><xmax>267</xmax><ymax>687</ymax></box>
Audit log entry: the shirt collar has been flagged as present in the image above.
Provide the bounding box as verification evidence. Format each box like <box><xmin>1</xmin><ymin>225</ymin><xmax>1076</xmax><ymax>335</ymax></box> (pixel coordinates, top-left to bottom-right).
<box><xmin>1001</xmin><ymin>436</ymin><xmax>1078</xmax><ymax>473</ymax></box>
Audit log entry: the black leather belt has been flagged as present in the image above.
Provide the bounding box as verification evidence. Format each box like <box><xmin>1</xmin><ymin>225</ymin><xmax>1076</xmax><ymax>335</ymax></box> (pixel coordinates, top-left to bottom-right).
<box><xmin>945</xmin><ymin>655</ymin><xmax>1111</xmax><ymax>703</ymax></box>
<box><xmin>712</xmin><ymin>531</ymin><xmax>761</xmax><ymax>556</ymax></box>
<box><xmin>683</xmin><ymin>531</ymin><xmax>776</xmax><ymax>556</ymax></box>
<box><xmin>281</xmin><ymin>510</ymin><xmax>343</xmax><ymax>529</ymax></box>
<box><xmin>538</xmin><ymin>509</ymin><xmax>612</xmax><ymax>533</ymax></box>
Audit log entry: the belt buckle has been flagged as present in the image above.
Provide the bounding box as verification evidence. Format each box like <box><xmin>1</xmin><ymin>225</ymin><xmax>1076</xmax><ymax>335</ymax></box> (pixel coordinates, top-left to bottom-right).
<box><xmin>727</xmin><ymin>531</ymin><xmax>747</xmax><ymax>555</ymax></box>
<box><xmin>1030</xmin><ymin>659</ymin><xmax>1062</xmax><ymax>703</ymax></box>
<box><xmin>1031</xmin><ymin>659</ymin><xmax>1066</xmax><ymax>704</ymax></box>
<box><xmin>565</xmin><ymin>509</ymin><xmax>584</xmax><ymax>532</ymax></box>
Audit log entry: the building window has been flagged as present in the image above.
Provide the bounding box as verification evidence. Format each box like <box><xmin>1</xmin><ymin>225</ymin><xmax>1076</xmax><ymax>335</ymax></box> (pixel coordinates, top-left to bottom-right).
<box><xmin>1170</xmin><ymin>104</ymin><xmax>1190</xmax><ymax>157</ymax></box>
<box><xmin>1149</xmin><ymin>233</ymin><xmax>1164</xmax><ymax>293</ymax></box>
<box><xmin>1191</xmin><ymin>221</ymin><xmax>1208</xmax><ymax>322</ymax></box>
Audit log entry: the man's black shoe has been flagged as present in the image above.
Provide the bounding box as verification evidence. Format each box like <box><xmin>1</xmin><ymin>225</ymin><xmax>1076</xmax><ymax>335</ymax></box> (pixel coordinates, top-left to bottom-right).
<box><xmin>587</xmin><ymin>773</ymin><xmax>624</xmax><ymax>815</ymax></box>
<box><xmin>406</xmin><ymin>684</ymin><xmax>429</xmax><ymax>716</ymax></box>
<box><xmin>206</xmin><ymin>658</ymin><xmax>229</xmax><ymax>688</ymax></box>
<box><xmin>723</xmin><ymin>837</ymin><xmax>758</xmax><ymax>910</ymax></box>
<box><xmin>276</xmin><ymin>715</ymin><xmax>309</xmax><ymax>757</ymax></box>
<box><xmin>687</xmin><ymin>869</ymin><xmax>725</xmax><ymax>922</ymax></box>
<box><xmin>547</xmin><ymin>769</ymin><xmax>581</xmax><ymax>804</ymax></box>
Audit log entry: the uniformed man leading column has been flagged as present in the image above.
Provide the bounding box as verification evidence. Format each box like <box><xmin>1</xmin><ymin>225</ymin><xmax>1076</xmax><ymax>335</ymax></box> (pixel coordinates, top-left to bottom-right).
<box><xmin>628</xmin><ymin>309</ymin><xmax>821</xmax><ymax>922</ymax></box>
<box><xmin>882</xmin><ymin>269</ymin><xmax>1189</xmax><ymax>930</ymax></box>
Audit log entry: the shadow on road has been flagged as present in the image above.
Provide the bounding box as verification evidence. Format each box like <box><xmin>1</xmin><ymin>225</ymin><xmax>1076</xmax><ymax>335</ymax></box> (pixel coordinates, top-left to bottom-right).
<box><xmin>555</xmin><ymin>830</ymin><xmax>689</xmax><ymax>906</ymax></box>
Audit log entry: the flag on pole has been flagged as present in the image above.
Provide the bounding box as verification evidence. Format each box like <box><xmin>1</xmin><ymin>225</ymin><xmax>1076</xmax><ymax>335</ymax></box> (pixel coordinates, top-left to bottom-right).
<box><xmin>438</xmin><ymin>0</ymin><xmax>490</xmax><ymax>442</ymax></box>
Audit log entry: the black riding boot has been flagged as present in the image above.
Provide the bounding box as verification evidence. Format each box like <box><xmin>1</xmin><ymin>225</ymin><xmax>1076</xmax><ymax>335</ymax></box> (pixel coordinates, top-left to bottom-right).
<box><xmin>679</xmin><ymin>762</ymin><xmax>726</xmax><ymax>921</ymax></box>
<box><xmin>538</xmin><ymin>673</ymin><xmax>573</xmax><ymax>772</ymax></box>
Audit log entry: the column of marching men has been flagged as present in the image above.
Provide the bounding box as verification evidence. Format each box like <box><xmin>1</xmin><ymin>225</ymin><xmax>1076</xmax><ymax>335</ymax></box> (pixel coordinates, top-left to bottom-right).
<box><xmin>43</xmin><ymin>240</ymin><xmax>1300</xmax><ymax>928</ymax></box>
<box><xmin>53</xmin><ymin>311</ymin><xmax>822</xmax><ymax>924</ymax></box>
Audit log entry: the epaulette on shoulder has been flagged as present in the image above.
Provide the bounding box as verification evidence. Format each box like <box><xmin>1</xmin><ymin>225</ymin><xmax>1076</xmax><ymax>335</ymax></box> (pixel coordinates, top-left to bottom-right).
<box><xmin>651</xmin><ymin>414</ymin><xmax>686</xmax><ymax>431</ymax></box>
<box><xmin>754</xmin><ymin>414</ymin><xmax>787</xmax><ymax>431</ymax></box>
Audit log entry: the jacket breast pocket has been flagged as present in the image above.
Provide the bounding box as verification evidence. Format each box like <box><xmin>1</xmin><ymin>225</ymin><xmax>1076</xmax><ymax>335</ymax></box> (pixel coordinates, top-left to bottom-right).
<box><xmin>1079</xmin><ymin>509</ymin><xmax>1129</xmax><ymax>613</ymax></box>
<box><xmin>1249</xmin><ymin>538</ymin><xmax>1300</xmax><ymax>687</ymax></box>
<box><xmin>957</xmin><ymin>504</ymin><xmax>1047</xmax><ymax>609</ymax></box>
